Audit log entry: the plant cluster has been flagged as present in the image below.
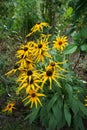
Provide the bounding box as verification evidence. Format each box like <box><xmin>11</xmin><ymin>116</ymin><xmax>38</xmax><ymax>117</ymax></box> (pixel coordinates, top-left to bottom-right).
<box><xmin>3</xmin><ymin>22</ymin><xmax>87</xmax><ymax>130</ymax></box>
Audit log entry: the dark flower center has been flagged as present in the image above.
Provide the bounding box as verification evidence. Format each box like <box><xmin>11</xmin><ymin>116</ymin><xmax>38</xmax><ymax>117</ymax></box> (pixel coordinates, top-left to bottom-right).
<box><xmin>14</xmin><ymin>65</ymin><xmax>19</xmax><ymax>69</ymax></box>
<box><xmin>27</xmin><ymin>70</ymin><xmax>33</xmax><ymax>76</ymax></box>
<box><xmin>46</xmin><ymin>70</ymin><xmax>53</xmax><ymax>76</ymax></box>
<box><xmin>8</xmin><ymin>105</ymin><xmax>11</xmax><ymax>108</ymax></box>
<box><xmin>31</xmin><ymin>93</ymin><xmax>36</xmax><ymax>97</ymax></box>
<box><xmin>50</xmin><ymin>62</ymin><xmax>55</xmax><ymax>67</ymax></box>
<box><xmin>59</xmin><ymin>41</ymin><xmax>62</xmax><ymax>45</ymax></box>
<box><xmin>38</xmin><ymin>44</ymin><xmax>42</xmax><ymax>49</ymax></box>
<box><xmin>37</xmin><ymin>22</ymin><xmax>40</xmax><ymax>25</ymax></box>
<box><xmin>24</xmin><ymin>47</ymin><xmax>28</xmax><ymax>51</ymax></box>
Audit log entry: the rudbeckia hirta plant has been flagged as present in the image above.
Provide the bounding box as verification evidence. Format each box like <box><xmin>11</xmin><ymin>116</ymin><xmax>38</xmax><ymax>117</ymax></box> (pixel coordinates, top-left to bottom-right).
<box><xmin>17</xmin><ymin>69</ymin><xmax>40</xmax><ymax>86</ymax></box>
<box><xmin>26</xmin><ymin>22</ymin><xmax>49</xmax><ymax>37</ymax></box>
<box><xmin>41</xmin><ymin>66</ymin><xmax>65</xmax><ymax>89</ymax></box>
<box><xmin>48</xmin><ymin>60</ymin><xmax>67</xmax><ymax>72</ymax></box>
<box><xmin>2</xmin><ymin>102</ymin><xmax>15</xmax><ymax>113</ymax></box>
<box><xmin>16</xmin><ymin>43</ymin><xmax>33</xmax><ymax>58</ymax></box>
<box><xmin>4</xmin><ymin>22</ymin><xmax>87</xmax><ymax>130</ymax></box>
<box><xmin>23</xmin><ymin>89</ymin><xmax>45</xmax><ymax>108</ymax></box>
<box><xmin>17</xmin><ymin>77</ymin><xmax>42</xmax><ymax>94</ymax></box>
<box><xmin>53</xmin><ymin>36</ymin><xmax>68</xmax><ymax>51</ymax></box>
<box><xmin>32</xmin><ymin>35</ymin><xmax>51</xmax><ymax>62</ymax></box>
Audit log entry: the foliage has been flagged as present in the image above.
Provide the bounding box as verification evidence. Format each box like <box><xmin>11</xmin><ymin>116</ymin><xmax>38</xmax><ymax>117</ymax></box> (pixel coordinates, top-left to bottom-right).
<box><xmin>3</xmin><ymin>22</ymin><xmax>87</xmax><ymax>130</ymax></box>
<box><xmin>13</xmin><ymin>0</ymin><xmax>39</xmax><ymax>37</ymax></box>
<box><xmin>0</xmin><ymin>0</ymin><xmax>87</xmax><ymax>130</ymax></box>
<box><xmin>0</xmin><ymin>0</ymin><xmax>39</xmax><ymax>39</ymax></box>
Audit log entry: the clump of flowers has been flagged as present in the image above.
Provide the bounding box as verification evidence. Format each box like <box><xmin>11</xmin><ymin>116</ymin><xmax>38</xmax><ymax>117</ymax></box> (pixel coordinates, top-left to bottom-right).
<box><xmin>5</xmin><ymin>22</ymin><xmax>67</xmax><ymax>108</ymax></box>
<box><xmin>4</xmin><ymin>22</ymin><xmax>87</xmax><ymax>130</ymax></box>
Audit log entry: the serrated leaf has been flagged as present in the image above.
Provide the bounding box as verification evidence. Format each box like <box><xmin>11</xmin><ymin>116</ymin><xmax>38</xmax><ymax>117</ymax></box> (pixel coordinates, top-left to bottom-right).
<box><xmin>64</xmin><ymin>44</ymin><xmax>77</xmax><ymax>54</ymax></box>
<box><xmin>64</xmin><ymin>103</ymin><xmax>71</xmax><ymax>126</ymax></box>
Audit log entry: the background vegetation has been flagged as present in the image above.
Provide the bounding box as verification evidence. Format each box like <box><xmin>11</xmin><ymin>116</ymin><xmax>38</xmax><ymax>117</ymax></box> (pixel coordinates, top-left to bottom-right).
<box><xmin>0</xmin><ymin>0</ymin><xmax>87</xmax><ymax>130</ymax></box>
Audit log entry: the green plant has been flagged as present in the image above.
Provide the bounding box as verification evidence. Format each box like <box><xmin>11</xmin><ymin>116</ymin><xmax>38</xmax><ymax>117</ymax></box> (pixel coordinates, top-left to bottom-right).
<box><xmin>4</xmin><ymin>22</ymin><xmax>87</xmax><ymax>130</ymax></box>
<box><xmin>13</xmin><ymin>0</ymin><xmax>39</xmax><ymax>38</ymax></box>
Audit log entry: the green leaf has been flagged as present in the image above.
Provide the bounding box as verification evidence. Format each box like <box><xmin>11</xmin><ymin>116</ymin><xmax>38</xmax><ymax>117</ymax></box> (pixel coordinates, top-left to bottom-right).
<box><xmin>78</xmin><ymin>118</ymin><xmax>85</xmax><ymax>130</ymax></box>
<box><xmin>79</xmin><ymin>27</ymin><xmax>87</xmax><ymax>38</ymax></box>
<box><xmin>71</xmin><ymin>98</ymin><xmax>79</xmax><ymax>115</ymax></box>
<box><xmin>52</xmin><ymin>102</ymin><xmax>62</xmax><ymax>122</ymax></box>
<box><xmin>64</xmin><ymin>103</ymin><xmax>71</xmax><ymax>126</ymax></box>
<box><xmin>66</xmin><ymin>7</ymin><xmax>73</xmax><ymax>17</ymax></box>
<box><xmin>40</xmin><ymin>107</ymin><xmax>49</xmax><ymax>126</ymax></box>
<box><xmin>47</xmin><ymin>93</ymin><xmax>58</xmax><ymax>111</ymax></box>
<box><xmin>64</xmin><ymin>44</ymin><xmax>77</xmax><ymax>54</ymax></box>
<box><xmin>48</xmin><ymin>113</ymin><xmax>57</xmax><ymax>130</ymax></box>
<box><xmin>73</xmin><ymin>114</ymin><xmax>85</xmax><ymax>130</ymax></box>
<box><xmin>78</xmin><ymin>100</ymin><xmax>87</xmax><ymax>116</ymax></box>
<box><xmin>80</xmin><ymin>44</ymin><xmax>87</xmax><ymax>52</ymax></box>
<box><xmin>65</xmin><ymin>84</ymin><xmax>73</xmax><ymax>102</ymax></box>
<box><xmin>24</xmin><ymin>107</ymin><xmax>40</xmax><ymax>124</ymax></box>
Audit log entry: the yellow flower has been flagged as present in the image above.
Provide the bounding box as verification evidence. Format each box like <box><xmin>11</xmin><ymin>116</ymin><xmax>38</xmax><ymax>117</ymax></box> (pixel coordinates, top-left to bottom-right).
<box><xmin>36</xmin><ymin>50</ymin><xmax>51</xmax><ymax>63</ymax></box>
<box><xmin>16</xmin><ymin>57</ymin><xmax>35</xmax><ymax>69</ymax></box>
<box><xmin>5</xmin><ymin>65</ymin><xmax>19</xmax><ymax>76</ymax></box>
<box><xmin>32</xmin><ymin>37</ymin><xmax>51</xmax><ymax>62</ymax></box>
<box><xmin>40</xmin><ymin>33</ymin><xmax>51</xmax><ymax>40</ymax></box>
<box><xmin>2</xmin><ymin>102</ymin><xmax>15</xmax><ymax>113</ymax></box>
<box><xmin>16</xmin><ymin>43</ymin><xmax>33</xmax><ymax>59</ymax></box>
<box><xmin>53</xmin><ymin>36</ymin><xmax>68</xmax><ymax>51</ymax></box>
<box><xmin>41</xmin><ymin>67</ymin><xmax>64</xmax><ymax>89</ymax></box>
<box><xmin>26</xmin><ymin>22</ymin><xmax>49</xmax><ymax>37</ymax></box>
<box><xmin>23</xmin><ymin>89</ymin><xmax>45</xmax><ymax>108</ymax></box>
<box><xmin>17</xmin><ymin>69</ymin><xmax>40</xmax><ymax>86</ymax></box>
<box><xmin>47</xmin><ymin>61</ymin><xmax>67</xmax><ymax>72</ymax></box>
<box><xmin>17</xmin><ymin>77</ymin><xmax>42</xmax><ymax>94</ymax></box>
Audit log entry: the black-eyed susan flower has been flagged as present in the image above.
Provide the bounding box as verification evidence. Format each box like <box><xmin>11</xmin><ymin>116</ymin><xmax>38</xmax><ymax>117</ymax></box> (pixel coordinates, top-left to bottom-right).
<box><xmin>5</xmin><ymin>65</ymin><xmax>19</xmax><ymax>76</ymax></box>
<box><xmin>16</xmin><ymin>42</ymin><xmax>33</xmax><ymax>59</ymax></box>
<box><xmin>17</xmin><ymin>77</ymin><xmax>42</xmax><ymax>94</ymax></box>
<box><xmin>16</xmin><ymin>57</ymin><xmax>35</xmax><ymax>69</ymax></box>
<box><xmin>47</xmin><ymin>60</ymin><xmax>67</xmax><ymax>72</ymax></box>
<box><xmin>33</xmin><ymin>36</ymin><xmax>50</xmax><ymax>55</ymax></box>
<box><xmin>23</xmin><ymin>89</ymin><xmax>45</xmax><ymax>108</ymax></box>
<box><xmin>40</xmin><ymin>34</ymin><xmax>51</xmax><ymax>39</ymax></box>
<box><xmin>2</xmin><ymin>102</ymin><xmax>15</xmax><ymax>113</ymax></box>
<box><xmin>36</xmin><ymin>50</ymin><xmax>51</xmax><ymax>63</ymax></box>
<box><xmin>53</xmin><ymin>36</ymin><xmax>68</xmax><ymax>51</ymax></box>
<box><xmin>41</xmin><ymin>67</ymin><xmax>64</xmax><ymax>89</ymax></box>
<box><xmin>17</xmin><ymin>69</ymin><xmax>40</xmax><ymax>86</ymax></box>
<box><xmin>26</xmin><ymin>22</ymin><xmax>49</xmax><ymax>37</ymax></box>
<box><xmin>32</xmin><ymin>37</ymin><xmax>51</xmax><ymax>62</ymax></box>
